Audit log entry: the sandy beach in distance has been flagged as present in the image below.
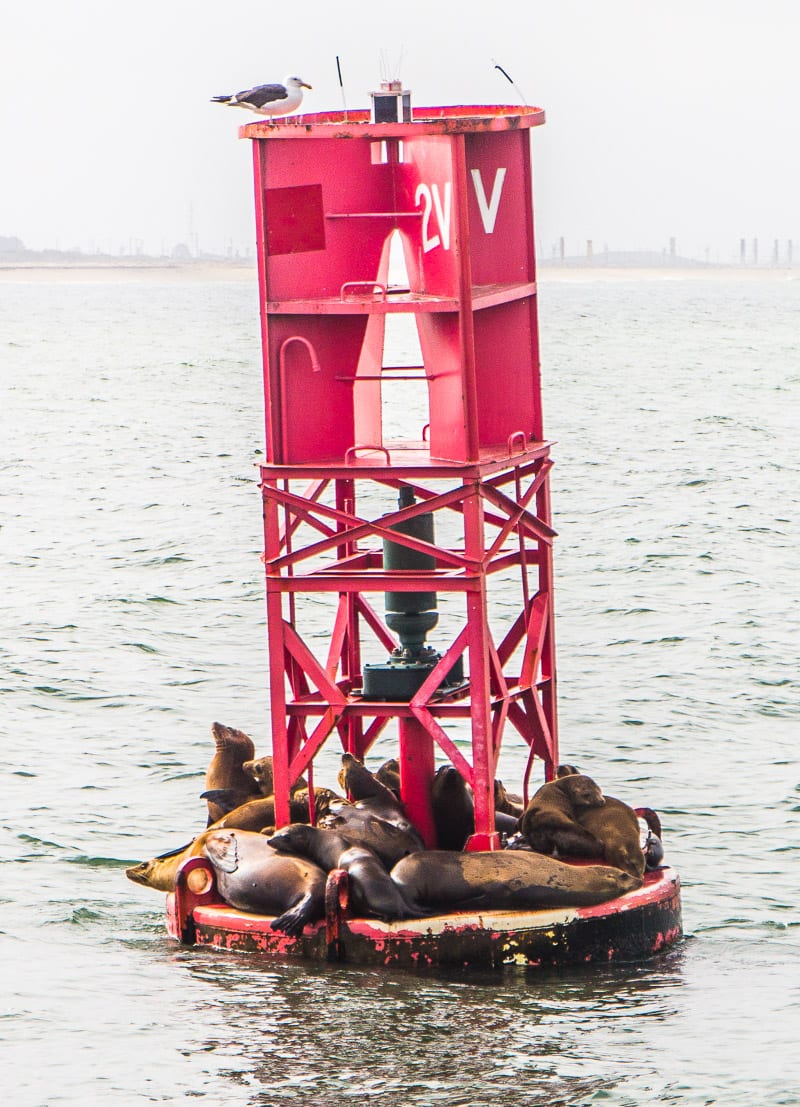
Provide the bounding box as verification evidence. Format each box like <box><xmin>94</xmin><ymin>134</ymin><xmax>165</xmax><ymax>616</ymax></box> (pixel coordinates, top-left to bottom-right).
<box><xmin>0</xmin><ymin>261</ymin><xmax>258</xmax><ymax>282</ymax></box>
<box><xmin>1</xmin><ymin>260</ymin><xmax>797</xmax><ymax>282</ymax></box>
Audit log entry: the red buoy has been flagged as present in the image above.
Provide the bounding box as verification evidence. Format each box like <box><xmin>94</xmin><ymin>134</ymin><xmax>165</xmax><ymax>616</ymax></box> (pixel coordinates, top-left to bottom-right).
<box><xmin>167</xmin><ymin>91</ymin><xmax>682</xmax><ymax>965</ymax></box>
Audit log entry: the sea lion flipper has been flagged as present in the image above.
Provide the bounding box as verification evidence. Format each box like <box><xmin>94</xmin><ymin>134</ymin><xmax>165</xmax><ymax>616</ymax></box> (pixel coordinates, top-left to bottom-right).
<box><xmin>269</xmin><ymin>893</ymin><xmax>317</xmax><ymax>936</ymax></box>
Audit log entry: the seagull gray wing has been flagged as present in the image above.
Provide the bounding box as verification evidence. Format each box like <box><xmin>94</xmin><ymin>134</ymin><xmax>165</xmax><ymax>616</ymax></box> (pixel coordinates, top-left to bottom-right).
<box><xmin>237</xmin><ymin>82</ymin><xmax>289</xmax><ymax>107</ymax></box>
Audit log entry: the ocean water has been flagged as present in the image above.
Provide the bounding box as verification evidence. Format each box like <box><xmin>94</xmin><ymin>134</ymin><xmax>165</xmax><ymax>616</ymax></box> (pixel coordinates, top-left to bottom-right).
<box><xmin>1</xmin><ymin>269</ymin><xmax>798</xmax><ymax>1106</ymax></box>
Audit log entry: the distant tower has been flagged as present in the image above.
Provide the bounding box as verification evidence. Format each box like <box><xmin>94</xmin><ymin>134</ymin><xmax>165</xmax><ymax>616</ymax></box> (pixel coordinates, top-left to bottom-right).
<box><xmin>740</xmin><ymin>238</ymin><xmax>746</xmax><ymax>264</ymax></box>
<box><xmin>586</xmin><ymin>239</ymin><xmax>593</xmax><ymax>262</ymax></box>
<box><xmin>753</xmin><ymin>238</ymin><xmax>759</xmax><ymax>265</ymax></box>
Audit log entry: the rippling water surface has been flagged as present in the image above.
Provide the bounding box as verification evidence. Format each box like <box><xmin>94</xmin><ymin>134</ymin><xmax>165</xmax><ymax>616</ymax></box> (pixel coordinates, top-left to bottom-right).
<box><xmin>2</xmin><ymin>270</ymin><xmax>798</xmax><ymax>1105</ymax></box>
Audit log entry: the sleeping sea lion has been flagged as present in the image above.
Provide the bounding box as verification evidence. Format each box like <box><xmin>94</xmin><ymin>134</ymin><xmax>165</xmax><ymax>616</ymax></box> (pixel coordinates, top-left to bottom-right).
<box><xmin>554</xmin><ymin>766</ymin><xmax>658</xmax><ymax>880</ymax></box>
<box><xmin>209</xmin><ymin>792</ymin><xmax>314</xmax><ymax>833</ymax></box>
<box><xmin>268</xmin><ymin>823</ymin><xmax>428</xmax><ymax>920</ymax></box>
<box><xmin>203</xmin><ymin>722</ymin><xmax>260</xmax><ymax>825</ymax></box>
<box><xmin>318</xmin><ymin>804</ymin><xmax>424</xmax><ymax>868</ymax></box>
<box><xmin>519</xmin><ymin>773</ymin><xmax>607</xmax><ymax>858</ymax></box>
<box><xmin>390</xmin><ymin>849</ymin><xmax>641</xmax><ymax>912</ymax></box>
<box><xmin>203</xmin><ymin>829</ymin><xmax>326</xmax><ymax>935</ymax></box>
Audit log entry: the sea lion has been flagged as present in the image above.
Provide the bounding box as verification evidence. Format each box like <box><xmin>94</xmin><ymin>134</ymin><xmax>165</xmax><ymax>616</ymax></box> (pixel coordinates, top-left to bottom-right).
<box><xmin>375</xmin><ymin>757</ymin><xmax>401</xmax><ymax>799</ymax></box>
<box><xmin>494</xmin><ymin>779</ymin><xmax>524</xmax><ymax>819</ymax></box>
<box><xmin>242</xmin><ymin>755</ymin><xmax>275</xmax><ymax>796</ymax></box>
<box><xmin>391</xmin><ymin>849</ymin><xmax>641</xmax><ymax>912</ymax></box>
<box><xmin>338</xmin><ymin>753</ymin><xmax>409</xmax><ymax>820</ymax></box>
<box><xmin>431</xmin><ymin>765</ymin><xmax>522</xmax><ymax>849</ymax></box>
<box><xmin>241</xmin><ymin>755</ymin><xmax>309</xmax><ymax>798</ymax></box>
<box><xmin>318</xmin><ymin>804</ymin><xmax>424</xmax><ymax>868</ymax></box>
<box><xmin>553</xmin><ymin>766</ymin><xmax>655</xmax><ymax>879</ymax></box>
<box><xmin>268</xmin><ymin>823</ymin><xmax>428</xmax><ymax>920</ymax></box>
<box><xmin>209</xmin><ymin>792</ymin><xmax>315</xmax><ymax>833</ymax></box>
<box><xmin>126</xmin><ymin>833</ymin><xmax>213</xmax><ymax>892</ymax></box>
<box><xmin>575</xmin><ymin>796</ymin><xmax>646</xmax><ymax>879</ymax></box>
<box><xmin>203</xmin><ymin>722</ymin><xmax>260</xmax><ymax>825</ymax></box>
<box><xmin>431</xmin><ymin>764</ymin><xmax>475</xmax><ymax>850</ymax></box>
<box><xmin>202</xmin><ymin>829</ymin><xmax>326</xmax><ymax>935</ymax></box>
<box><xmin>124</xmin><ymin>786</ymin><xmax>336</xmax><ymax>893</ymax></box>
<box><xmin>519</xmin><ymin>773</ymin><xmax>607</xmax><ymax>858</ymax></box>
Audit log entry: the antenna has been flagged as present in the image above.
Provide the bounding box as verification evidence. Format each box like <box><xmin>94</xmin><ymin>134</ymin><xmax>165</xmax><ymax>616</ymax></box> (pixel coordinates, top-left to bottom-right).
<box><xmin>492</xmin><ymin>60</ymin><xmax>528</xmax><ymax>105</ymax></box>
<box><xmin>335</xmin><ymin>55</ymin><xmax>347</xmax><ymax>113</ymax></box>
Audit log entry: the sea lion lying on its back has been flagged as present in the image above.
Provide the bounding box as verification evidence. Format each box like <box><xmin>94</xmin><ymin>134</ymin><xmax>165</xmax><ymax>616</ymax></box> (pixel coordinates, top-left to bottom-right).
<box><xmin>391</xmin><ymin>849</ymin><xmax>641</xmax><ymax>913</ymax></box>
<box><xmin>268</xmin><ymin>823</ymin><xmax>429</xmax><ymax>920</ymax></box>
<box><xmin>203</xmin><ymin>829</ymin><xmax>326</xmax><ymax>935</ymax></box>
<box><xmin>519</xmin><ymin>773</ymin><xmax>607</xmax><ymax>858</ymax></box>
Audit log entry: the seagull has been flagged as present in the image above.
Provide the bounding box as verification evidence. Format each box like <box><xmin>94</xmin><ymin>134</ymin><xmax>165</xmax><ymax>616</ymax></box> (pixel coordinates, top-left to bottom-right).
<box><xmin>211</xmin><ymin>75</ymin><xmax>311</xmax><ymax>117</ymax></box>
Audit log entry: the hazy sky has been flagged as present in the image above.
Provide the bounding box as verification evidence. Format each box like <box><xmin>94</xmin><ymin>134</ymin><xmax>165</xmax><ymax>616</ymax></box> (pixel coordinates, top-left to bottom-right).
<box><xmin>3</xmin><ymin>1</ymin><xmax>798</xmax><ymax>260</ymax></box>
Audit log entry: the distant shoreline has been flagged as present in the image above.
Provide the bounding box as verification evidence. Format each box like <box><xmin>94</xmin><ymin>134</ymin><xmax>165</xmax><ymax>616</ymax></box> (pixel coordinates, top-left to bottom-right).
<box><xmin>0</xmin><ymin>260</ymin><xmax>797</xmax><ymax>283</ymax></box>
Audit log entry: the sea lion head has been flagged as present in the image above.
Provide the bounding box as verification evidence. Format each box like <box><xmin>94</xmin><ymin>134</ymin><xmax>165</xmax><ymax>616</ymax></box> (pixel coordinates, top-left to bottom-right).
<box><xmin>211</xmin><ymin>722</ymin><xmax>255</xmax><ymax>755</ymax></box>
<box><xmin>242</xmin><ymin>755</ymin><xmax>274</xmax><ymax>795</ymax></box>
<box><xmin>559</xmin><ymin>773</ymin><xmax>605</xmax><ymax>810</ymax></box>
<box><xmin>268</xmin><ymin>823</ymin><xmax>315</xmax><ymax>855</ymax></box>
<box><xmin>596</xmin><ymin>866</ymin><xmax>641</xmax><ymax>897</ymax></box>
<box><xmin>555</xmin><ymin>763</ymin><xmax>581</xmax><ymax>778</ymax></box>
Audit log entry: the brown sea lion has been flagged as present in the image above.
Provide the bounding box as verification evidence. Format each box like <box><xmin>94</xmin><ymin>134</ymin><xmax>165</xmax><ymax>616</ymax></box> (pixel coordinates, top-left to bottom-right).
<box><xmin>519</xmin><ymin>773</ymin><xmax>607</xmax><ymax>858</ymax></box>
<box><xmin>390</xmin><ymin>849</ymin><xmax>641</xmax><ymax>912</ymax></box>
<box><xmin>431</xmin><ymin>764</ymin><xmax>475</xmax><ymax>850</ymax></box>
<box><xmin>431</xmin><ymin>765</ymin><xmax>522</xmax><ymax>849</ymax></box>
<box><xmin>318</xmin><ymin>804</ymin><xmax>424</xmax><ymax>868</ymax></box>
<box><xmin>203</xmin><ymin>722</ymin><xmax>260</xmax><ymax>825</ymax></box>
<box><xmin>126</xmin><ymin>834</ymin><xmax>213</xmax><ymax>892</ymax></box>
<box><xmin>554</xmin><ymin>765</ymin><xmax>653</xmax><ymax>879</ymax></box>
<box><xmin>203</xmin><ymin>829</ymin><xmax>326</xmax><ymax>935</ymax></box>
<box><xmin>268</xmin><ymin>823</ymin><xmax>429</xmax><ymax>920</ymax></box>
<box><xmin>209</xmin><ymin>792</ymin><xmax>314</xmax><ymax>833</ymax></box>
<box><xmin>241</xmin><ymin>754</ymin><xmax>275</xmax><ymax>795</ymax></box>
<box><xmin>494</xmin><ymin>779</ymin><xmax>524</xmax><ymax>819</ymax></box>
<box><xmin>241</xmin><ymin>755</ymin><xmax>309</xmax><ymax>798</ymax></box>
<box><xmin>124</xmin><ymin>786</ymin><xmax>339</xmax><ymax>893</ymax></box>
<box><xmin>338</xmin><ymin>754</ymin><xmax>407</xmax><ymax>817</ymax></box>
<box><xmin>375</xmin><ymin>758</ymin><xmax>401</xmax><ymax>799</ymax></box>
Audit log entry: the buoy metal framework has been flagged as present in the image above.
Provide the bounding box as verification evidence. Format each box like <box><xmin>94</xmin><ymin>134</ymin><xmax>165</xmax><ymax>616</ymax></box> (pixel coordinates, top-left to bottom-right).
<box><xmin>243</xmin><ymin>98</ymin><xmax>557</xmax><ymax>851</ymax></box>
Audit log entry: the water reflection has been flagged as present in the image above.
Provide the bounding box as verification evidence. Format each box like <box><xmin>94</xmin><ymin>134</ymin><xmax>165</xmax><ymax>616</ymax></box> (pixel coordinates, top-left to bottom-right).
<box><xmin>173</xmin><ymin>949</ymin><xmax>686</xmax><ymax>1106</ymax></box>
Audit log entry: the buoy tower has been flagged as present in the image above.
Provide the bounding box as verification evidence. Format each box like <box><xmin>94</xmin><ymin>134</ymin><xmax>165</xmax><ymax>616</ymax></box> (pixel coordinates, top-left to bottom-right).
<box><xmin>166</xmin><ymin>90</ymin><xmax>683</xmax><ymax>966</ymax></box>
<box><xmin>248</xmin><ymin>92</ymin><xmax>556</xmax><ymax>850</ymax></box>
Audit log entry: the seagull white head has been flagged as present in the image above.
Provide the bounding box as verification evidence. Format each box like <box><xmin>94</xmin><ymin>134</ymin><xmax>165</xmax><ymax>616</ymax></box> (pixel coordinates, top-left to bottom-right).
<box><xmin>211</xmin><ymin>74</ymin><xmax>312</xmax><ymax>117</ymax></box>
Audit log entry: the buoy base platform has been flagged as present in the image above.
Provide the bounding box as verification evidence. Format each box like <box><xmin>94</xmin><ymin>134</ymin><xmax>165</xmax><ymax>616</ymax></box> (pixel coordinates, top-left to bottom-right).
<box><xmin>167</xmin><ymin>858</ymin><xmax>682</xmax><ymax>969</ymax></box>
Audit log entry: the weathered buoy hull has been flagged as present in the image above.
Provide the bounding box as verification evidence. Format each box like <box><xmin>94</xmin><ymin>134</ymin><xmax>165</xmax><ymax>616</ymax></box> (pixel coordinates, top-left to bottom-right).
<box><xmin>167</xmin><ymin>857</ymin><xmax>682</xmax><ymax>969</ymax></box>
